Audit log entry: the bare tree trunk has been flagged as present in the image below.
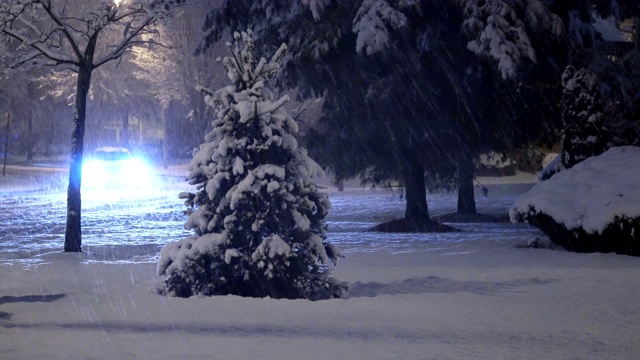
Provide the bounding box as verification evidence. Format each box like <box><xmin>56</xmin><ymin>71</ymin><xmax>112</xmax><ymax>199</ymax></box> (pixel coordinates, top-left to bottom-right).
<box><xmin>634</xmin><ymin>17</ymin><xmax>640</xmax><ymax>71</ymax></box>
<box><xmin>456</xmin><ymin>153</ymin><xmax>477</xmax><ymax>214</ymax></box>
<box><xmin>26</xmin><ymin>108</ymin><xmax>33</xmax><ymax>161</ymax></box>
<box><xmin>25</xmin><ymin>80</ymin><xmax>37</xmax><ymax>161</ymax></box>
<box><xmin>43</xmin><ymin>116</ymin><xmax>52</xmax><ymax>156</ymax></box>
<box><xmin>3</xmin><ymin>113</ymin><xmax>9</xmax><ymax>177</ymax></box>
<box><xmin>64</xmin><ymin>64</ymin><xmax>93</xmax><ymax>252</ymax></box>
<box><xmin>162</xmin><ymin>106</ymin><xmax>169</xmax><ymax>169</ymax></box>
<box><xmin>121</xmin><ymin>108</ymin><xmax>130</xmax><ymax>149</ymax></box>
<box><xmin>403</xmin><ymin>151</ymin><xmax>430</xmax><ymax>229</ymax></box>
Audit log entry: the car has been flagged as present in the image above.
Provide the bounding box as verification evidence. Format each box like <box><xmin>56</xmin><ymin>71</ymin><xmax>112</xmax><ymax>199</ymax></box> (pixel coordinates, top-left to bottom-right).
<box><xmin>82</xmin><ymin>147</ymin><xmax>152</xmax><ymax>191</ymax></box>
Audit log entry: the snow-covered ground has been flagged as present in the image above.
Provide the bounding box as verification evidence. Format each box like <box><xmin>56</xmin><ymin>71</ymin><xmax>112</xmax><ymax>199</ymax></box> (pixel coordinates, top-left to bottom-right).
<box><xmin>1</xmin><ymin>168</ymin><xmax>639</xmax><ymax>359</ymax></box>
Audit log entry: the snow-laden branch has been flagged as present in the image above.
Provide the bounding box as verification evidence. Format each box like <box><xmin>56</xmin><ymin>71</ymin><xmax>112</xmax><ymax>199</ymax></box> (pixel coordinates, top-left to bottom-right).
<box><xmin>524</xmin><ymin>0</ymin><xmax>564</xmax><ymax>39</ymax></box>
<box><xmin>218</xmin><ymin>30</ymin><xmax>287</xmax><ymax>90</ymax></box>
<box><xmin>301</xmin><ymin>0</ymin><xmax>331</xmax><ymax>21</ymax></box>
<box><xmin>0</xmin><ymin>0</ymin><xmax>174</xmax><ymax>72</ymax></box>
<box><xmin>37</xmin><ymin>0</ymin><xmax>86</xmax><ymax>61</ymax></box>
<box><xmin>353</xmin><ymin>0</ymin><xmax>408</xmax><ymax>55</ymax></box>
<box><xmin>0</xmin><ymin>1</ymin><xmax>79</xmax><ymax>66</ymax></box>
<box><xmin>94</xmin><ymin>14</ymin><xmax>155</xmax><ymax>68</ymax></box>
<box><xmin>462</xmin><ymin>0</ymin><xmax>537</xmax><ymax>79</ymax></box>
<box><xmin>94</xmin><ymin>1</ymin><xmax>179</xmax><ymax>68</ymax></box>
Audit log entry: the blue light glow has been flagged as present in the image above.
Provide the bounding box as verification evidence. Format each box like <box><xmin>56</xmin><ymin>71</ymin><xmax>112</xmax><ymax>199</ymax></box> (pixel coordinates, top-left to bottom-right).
<box><xmin>82</xmin><ymin>147</ymin><xmax>155</xmax><ymax>194</ymax></box>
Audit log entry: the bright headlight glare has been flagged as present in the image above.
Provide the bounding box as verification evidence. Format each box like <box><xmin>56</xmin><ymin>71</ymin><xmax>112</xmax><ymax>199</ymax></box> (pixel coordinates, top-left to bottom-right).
<box><xmin>121</xmin><ymin>158</ymin><xmax>149</xmax><ymax>178</ymax></box>
<box><xmin>81</xmin><ymin>152</ymin><xmax>155</xmax><ymax>193</ymax></box>
<box><xmin>82</xmin><ymin>160</ymin><xmax>107</xmax><ymax>188</ymax></box>
<box><xmin>83</xmin><ymin>160</ymin><xmax>105</xmax><ymax>177</ymax></box>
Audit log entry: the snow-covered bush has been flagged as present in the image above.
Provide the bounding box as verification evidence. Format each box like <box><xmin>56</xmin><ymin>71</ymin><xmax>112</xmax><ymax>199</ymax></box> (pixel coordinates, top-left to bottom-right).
<box><xmin>475</xmin><ymin>151</ymin><xmax>517</xmax><ymax>176</ymax></box>
<box><xmin>157</xmin><ymin>30</ymin><xmax>347</xmax><ymax>300</ymax></box>
<box><xmin>511</xmin><ymin>146</ymin><xmax>640</xmax><ymax>256</ymax></box>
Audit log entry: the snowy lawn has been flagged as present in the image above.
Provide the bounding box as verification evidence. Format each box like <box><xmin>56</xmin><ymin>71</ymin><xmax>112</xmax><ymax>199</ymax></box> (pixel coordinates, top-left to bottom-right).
<box><xmin>1</xmin><ymin>174</ymin><xmax>639</xmax><ymax>359</ymax></box>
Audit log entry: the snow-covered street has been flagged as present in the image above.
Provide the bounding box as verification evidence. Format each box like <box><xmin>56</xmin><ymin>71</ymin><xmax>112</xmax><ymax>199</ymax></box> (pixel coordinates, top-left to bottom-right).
<box><xmin>1</xmin><ymin>171</ymin><xmax>639</xmax><ymax>359</ymax></box>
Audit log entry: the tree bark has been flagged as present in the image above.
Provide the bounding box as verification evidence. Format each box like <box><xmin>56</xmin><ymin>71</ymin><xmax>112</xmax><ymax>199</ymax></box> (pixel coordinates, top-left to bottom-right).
<box><xmin>43</xmin><ymin>116</ymin><xmax>52</xmax><ymax>156</ymax></box>
<box><xmin>403</xmin><ymin>152</ymin><xmax>430</xmax><ymax>228</ymax></box>
<box><xmin>456</xmin><ymin>153</ymin><xmax>477</xmax><ymax>214</ymax></box>
<box><xmin>634</xmin><ymin>17</ymin><xmax>639</xmax><ymax>70</ymax></box>
<box><xmin>3</xmin><ymin>113</ymin><xmax>9</xmax><ymax>177</ymax></box>
<box><xmin>26</xmin><ymin>108</ymin><xmax>33</xmax><ymax>161</ymax></box>
<box><xmin>26</xmin><ymin>80</ymin><xmax>36</xmax><ymax>161</ymax></box>
<box><xmin>64</xmin><ymin>30</ymin><xmax>100</xmax><ymax>252</ymax></box>
<box><xmin>64</xmin><ymin>64</ymin><xmax>93</xmax><ymax>252</ymax></box>
<box><xmin>162</xmin><ymin>106</ymin><xmax>169</xmax><ymax>169</ymax></box>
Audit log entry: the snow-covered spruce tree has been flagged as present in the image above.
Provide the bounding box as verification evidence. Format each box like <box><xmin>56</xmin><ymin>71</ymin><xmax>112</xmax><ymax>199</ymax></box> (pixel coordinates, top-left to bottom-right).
<box><xmin>560</xmin><ymin>65</ymin><xmax>610</xmax><ymax>169</ymax></box>
<box><xmin>157</xmin><ymin>30</ymin><xmax>346</xmax><ymax>300</ymax></box>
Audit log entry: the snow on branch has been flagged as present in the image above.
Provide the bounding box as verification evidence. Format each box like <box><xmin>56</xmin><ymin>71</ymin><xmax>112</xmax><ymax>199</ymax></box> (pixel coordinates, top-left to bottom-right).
<box><xmin>220</xmin><ymin>29</ymin><xmax>287</xmax><ymax>89</ymax></box>
<box><xmin>301</xmin><ymin>0</ymin><xmax>331</xmax><ymax>21</ymax></box>
<box><xmin>0</xmin><ymin>2</ymin><xmax>78</xmax><ymax>67</ymax></box>
<box><xmin>523</xmin><ymin>0</ymin><xmax>564</xmax><ymax>39</ymax></box>
<box><xmin>0</xmin><ymin>0</ymin><xmax>175</xmax><ymax>72</ymax></box>
<box><xmin>462</xmin><ymin>0</ymin><xmax>537</xmax><ymax>80</ymax></box>
<box><xmin>353</xmin><ymin>0</ymin><xmax>408</xmax><ymax>55</ymax></box>
<box><xmin>93</xmin><ymin>15</ymin><xmax>156</xmax><ymax>68</ymax></box>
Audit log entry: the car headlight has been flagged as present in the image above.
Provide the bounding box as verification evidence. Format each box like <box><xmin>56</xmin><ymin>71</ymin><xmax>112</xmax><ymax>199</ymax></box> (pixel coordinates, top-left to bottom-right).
<box><xmin>120</xmin><ymin>158</ymin><xmax>150</xmax><ymax>180</ymax></box>
<box><xmin>82</xmin><ymin>159</ymin><xmax>107</xmax><ymax>187</ymax></box>
<box><xmin>82</xmin><ymin>155</ymin><xmax>155</xmax><ymax>193</ymax></box>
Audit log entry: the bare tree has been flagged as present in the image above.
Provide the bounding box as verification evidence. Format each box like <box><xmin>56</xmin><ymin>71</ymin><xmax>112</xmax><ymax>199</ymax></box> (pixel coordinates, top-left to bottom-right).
<box><xmin>0</xmin><ymin>0</ymin><xmax>178</xmax><ymax>252</ymax></box>
<box><xmin>130</xmin><ymin>1</ymin><xmax>224</xmax><ymax>164</ymax></box>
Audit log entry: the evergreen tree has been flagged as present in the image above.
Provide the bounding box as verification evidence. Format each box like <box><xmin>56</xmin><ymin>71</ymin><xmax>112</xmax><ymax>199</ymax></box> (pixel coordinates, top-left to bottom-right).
<box><xmin>560</xmin><ymin>66</ymin><xmax>609</xmax><ymax>168</ymax></box>
<box><xmin>157</xmin><ymin>30</ymin><xmax>346</xmax><ymax>300</ymax></box>
<box><xmin>550</xmin><ymin>1</ymin><xmax>640</xmax><ymax>171</ymax></box>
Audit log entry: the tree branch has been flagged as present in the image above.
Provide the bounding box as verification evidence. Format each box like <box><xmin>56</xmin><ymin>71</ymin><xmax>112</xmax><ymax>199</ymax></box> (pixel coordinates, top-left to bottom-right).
<box><xmin>1</xmin><ymin>27</ymin><xmax>77</xmax><ymax>66</ymax></box>
<box><xmin>93</xmin><ymin>14</ymin><xmax>155</xmax><ymax>68</ymax></box>
<box><xmin>37</xmin><ymin>0</ymin><xmax>85</xmax><ymax>62</ymax></box>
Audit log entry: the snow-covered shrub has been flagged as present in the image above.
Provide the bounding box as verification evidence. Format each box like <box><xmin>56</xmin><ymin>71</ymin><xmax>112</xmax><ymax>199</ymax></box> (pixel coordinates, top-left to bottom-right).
<box><xmin>511</xmin><ymin>147</ymin><xmax>640</xmax><ymax>256</ymax></box>
<box><xmin>157</xmin><ymin>30</ymin><xmax>347</xmax><ymax>300</ymax></box>
<box><xmin>475</xmin><ymin>151</ymin><xmax>517</xmax><ymax>176</ymax></box>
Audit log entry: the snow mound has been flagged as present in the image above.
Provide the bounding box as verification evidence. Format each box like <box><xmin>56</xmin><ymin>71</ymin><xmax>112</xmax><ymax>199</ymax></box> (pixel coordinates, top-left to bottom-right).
<box><xmin>510</xmin><ymin>146</ymin><xmax>640</xmax><ymax>234</ymax></box>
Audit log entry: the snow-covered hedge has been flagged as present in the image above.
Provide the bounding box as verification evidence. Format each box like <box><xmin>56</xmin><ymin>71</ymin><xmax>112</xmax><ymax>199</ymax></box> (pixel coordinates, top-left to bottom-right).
<box><xmin>510</xmin><ymin>146</ymin><xmax>640</xmax><ymax>256</ymax></box>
